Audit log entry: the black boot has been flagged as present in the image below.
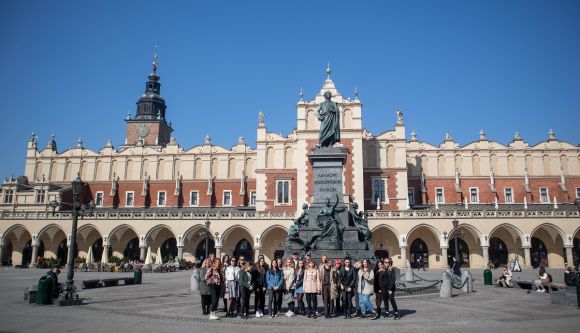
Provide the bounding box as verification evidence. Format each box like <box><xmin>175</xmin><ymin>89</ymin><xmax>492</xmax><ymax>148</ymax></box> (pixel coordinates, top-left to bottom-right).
<box><xmin>372</xmin><ymin>308</ymin><xmax>381</xmax><ymax>320</ymax></box>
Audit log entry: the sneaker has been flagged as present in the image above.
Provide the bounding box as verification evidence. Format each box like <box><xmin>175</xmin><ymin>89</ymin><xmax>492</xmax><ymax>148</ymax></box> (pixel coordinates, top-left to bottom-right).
<box><xmin>285</xmin><ymin>311</ymin><xmax>294</xmax><ymax>317</ymax></box>
<box><xmin>394</xmin><ymin>313</ymin><xmax>400</xmax><ymax>320</ymax></box>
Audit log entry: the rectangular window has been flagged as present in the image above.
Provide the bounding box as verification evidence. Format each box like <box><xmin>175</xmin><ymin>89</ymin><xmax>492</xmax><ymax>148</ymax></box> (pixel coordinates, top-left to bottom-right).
<box><xmin>223</xmin><ymin>190</ymin><xmax>232</xmax><ymax>206</ymax></box>
<box><xmin>504</xmin><ymin>188</ymin><xmax>513</xmax><ymax>204</ymax></box>
<box><xmin>95</xmin><ymin>191</ymin><xmax>104</xmax><ymax>207</ymax></box>
<box><xmin>408</xmin><ymin>188</ymin><xmax>415</xmax><ymax>206</ymax></box>
<box><xmin>250</xmin><ymin>191</ymin><xmax>256</xmax><ymax>206</ymax></box>
<box><xmin>435</xmin><ymin>188</ymin><xmax>445</xmax><ymax>204</ymax></box>
<box><xmin>125</xmin><ymin>192</ymin><xmax>134</xmax><ymax>207</ymax></box>
<box><xmin>190</xmin><ymin>191</ymin><xmax>199</xmax><ymax>206</ymax></box>
<box><xmin>157</xmin><ymin>191</ymin><xmax>166</xmax><ymax>207</ymax></box>
<box><xmin>35</xmin><ymin>189</ymin><xmax>46</xmax><ymax>204</ymax></box>
<box><xmin>469</xmin><ymin>187</ymin><xmax>479</xmax><ymax>203</ymax></box>
<box><xmin>539</xmin><ymin>187</ymin><xmax>549</xmax><ymax>203</ymax></box>
<box><xmin>276</xmin><ymin>180</ymin><xmax>290</xmax><ymax>205</ymax></box>
<box><xmin>372</xmin><ymin>178</ymin><xmax>387</xmax><ymax>203</ymax></box>
<box><xmin>4</xmin><ymin>189</ymin><xmax>14</xmax><ymax>204</ymax></box>
<box><xmin>576</xmin><ymin>187</ymin><xmax>580</xmax><ymax>199</ymax></box>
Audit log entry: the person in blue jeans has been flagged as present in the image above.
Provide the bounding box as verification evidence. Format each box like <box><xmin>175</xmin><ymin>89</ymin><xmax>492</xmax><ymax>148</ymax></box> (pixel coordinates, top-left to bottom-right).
<box><xmin>266</xmin><ymin>259</ymin><xmax>284</xmax><ymax>317</ymax></box>
<box><xmin>357</xmin><ymin>259</ymin><xmax>375</xmax><ymax>318</ymax></box>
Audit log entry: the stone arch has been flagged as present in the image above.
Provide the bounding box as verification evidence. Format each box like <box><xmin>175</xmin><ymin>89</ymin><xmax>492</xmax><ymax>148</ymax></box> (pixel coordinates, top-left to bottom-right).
<box><xmin>266</xmin><ymin>147</ymin><xmax>275</xmax><ymax>169</ymax></box>
<box><xmin>76</xmin><ymin>224</ymin><xmax>103</xmax><ymax>260</ymax></box>
<box><xmin>472</xmin><ymin>154</ymin><xmax>480</xmax><ymax>176</ymax></box>
<box><xmin>530</xmin><ymin>224</ymin><xmax>566</xmax><ymax>268</ymax></box>
<box><xmin>157</xmin><ymin>159</ymin><xmax>166</xmax><ymax>180</ymax></box>
<box><xmin>109</xmin><ymin>224</ymin><xmax>139</xmax><ymax>259</ymax></box>
<box><xmin>245</xmin><ymin>158</ymin><xmax>255</xmax><ymax>178</ymax></box>
<box><xmin>284</xmin><ymin>147</ymin><xmax>294</xmax><ymax>169</ymax></box>
<box><xmin>572</xmin><ymin>226</ymin><xmax>580</xmax><ymax>268</ymax></box>
<box><xmin>437</xmin><ymin>155</ymin><xmax>445</xmax><ymax>176</ymax></box>
<box><xmin>95</xmin><ymin>160</ymin><xmax>104</xmax><ymax>180</ymax></box>
<box><xmin>306</xmin><ymin>110</ymin><xmax>317</xmax><ymax>130</ymax></box>
<box><xmin>386</xmin><ymin>145</ymin><xmax>395</xmax><ymax>168</ymax></box>
<box><xmin>145</xmin><ymin>225</ymin><xmax>177</xmax><ymax>259</ymax></box>
<box><xmin>221</xmin><ymin>225</ymin><xmax>254</xmax><ymax>260</ymax></box>
<box><xmin>80</xmin><ymin>160</ymin><xmax>90</xmax><ymax>180</ymax></box>
<box><xmin>194</xmin><ymin>158</ymin><xmax>203</xmax><ymax>179</ymax></box>
<box><xmin>366</xmin><ymin>144</ymin><xmax>378</xmax><ymax>168</ymax></box>
<box><xmin>489</xmin><ymin>223</ymin><xmax>525</xmax><ymax>267</ymax></box>
<box><xmin>447</xmin><ymin>223</ymin><xmax>483</xmax><ymax>268</ymax></box>
<box><xmin>35</xmin><ymin>161</ymin><xmax>44</xmax><ymax>180</ymax></box>
<box><xmin>182</xmin><ymin>224</ymin><xmax>215</xmax><ymax>262</ymax></box>
<box><xmin>260</xmin><ymin>225</ymin><xmax>288</xmax><ymax>263</ymax></box>
<box><xmin>371</xmin><ymin>224</ymin><xmax>400</xmax><ymax>261</ymax></box>
<box><xmin>343</xmin><ymin>109</ymin><xmax>352</xmax><ymax>129</ymax></box>
<box><xmin>228</xmin><ymin>158</ymin><xmax>237</xmax><ymax>178</ymax></box>
<box><xmin>406</xmin><ymin>224</ymin><xmax>441</xmax><ymax>268</ymax></box>
<box><xmin>542</xmin><ymin>155</ymin><xmax>551</xmax><ymax>175</ymax></box>
<box><xmin>455</xmin><ymin>154</ymin><xmax>463</xmax><ymax>175</ymax></box>
<box><xmin>65</xmin><ymin>161</ymin><xmax>74</xmax><ymax>181</ymax></box>
<box><xmin>50</xmin><ymin>161</ymin><xmax>59</xmax><ymax>181</ymax></box>
<box><xmin>1</xmin><ymin>224</ymin><xmax>32</xmax><ymax>266</ymax></box>
<box><xmin>507</xmin><ymin>155</ymin><xmax>516</xmax><ymax>176</ymax></box>
<box><xmin>36</xmin><ymin>224</ymin><xmax>67</xmax><ymax>262</ymax></box>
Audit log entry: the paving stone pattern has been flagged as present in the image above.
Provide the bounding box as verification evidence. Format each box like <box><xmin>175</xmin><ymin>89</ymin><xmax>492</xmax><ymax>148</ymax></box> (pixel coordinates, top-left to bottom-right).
<box><xmin>0</xmin><ymin>268</ymin><xmax>578</xmax><ymax>333</ymax></box>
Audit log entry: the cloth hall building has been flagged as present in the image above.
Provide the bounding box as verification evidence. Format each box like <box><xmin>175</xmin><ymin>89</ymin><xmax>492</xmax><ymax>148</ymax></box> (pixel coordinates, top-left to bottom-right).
<box><xmin>1</xmin><ymin>60</ymin><xmax>579</xmax><ymax>270</ymax></box>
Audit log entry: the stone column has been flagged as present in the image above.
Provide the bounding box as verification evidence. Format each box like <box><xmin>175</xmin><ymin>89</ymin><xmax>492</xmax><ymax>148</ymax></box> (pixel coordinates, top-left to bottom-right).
<box><xmin>30</xmin><ymin>245</ymin><xmax>38</xmax><ymax>268</ymax></box>
<box><xmin>215</xmin><ymin>246</ymin><xmax>222</xmax><ymax>259</ymax></box>
<box><xmin>523</xmin><ymin>247</ymin><xmax>531</xmax><ymax>269</ymax></box>
<box><xmin>441</xmin><ymin>247</ymin><xmax>448</xmax><ymax>268</ymax></box>
<box><xmin>565</xmin><ymin>246</ymin><xmax>573</xmax><ymax>267</ymax></box>
<box><xmin>102</xmin><ymin>246</ymin><xmax>110</xmax><ymax>263</ymax></box>
<box><xmin>177</xmin><ymin>246</ymin><xmax>184</xmax><ymax>260</ymax></box>
<box><xmin>254</xmin><ymin>246</ymin><xmax>261</xmax><ymax>263</ymax></box>
<box><xmin>140</xmin><ymin>246</ymin><xmax>146</xmax><ymax>261</ymax></box>
<box><xmin>482</xmin><ymin>246</ymin><xmax>489</xmax><ymax>269</ymax></box>
<box><xmin>400</xmin><ymin>246</ymin><xmax>408</xmax><ymax>268</ymax></box>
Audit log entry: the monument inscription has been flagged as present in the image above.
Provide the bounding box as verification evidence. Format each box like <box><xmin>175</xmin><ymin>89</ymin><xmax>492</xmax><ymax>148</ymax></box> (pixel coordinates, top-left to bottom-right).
<box><xmin>313</xmin><ymin>167</ymin><xmax>343</xmax><ymax>203</ymax></box>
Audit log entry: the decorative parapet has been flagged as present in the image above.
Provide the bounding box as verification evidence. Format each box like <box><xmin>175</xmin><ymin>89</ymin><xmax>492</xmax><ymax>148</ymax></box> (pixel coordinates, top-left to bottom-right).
<box><xmin>0</xmin><ymin>209</ymin><xmax>296</xmax><ymax>220</ymax></box>
<box><xmin>365</xmin><ymin>208</ymin><xmax>579</xmax><ymax>219</ymax></box>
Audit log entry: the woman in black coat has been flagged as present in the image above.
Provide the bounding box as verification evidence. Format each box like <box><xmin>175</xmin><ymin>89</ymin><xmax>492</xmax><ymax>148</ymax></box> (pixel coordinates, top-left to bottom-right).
<box><xmin>381</xmin><ymin>258</ymin><xmax>400</xmax><ymax>320</ymax></box>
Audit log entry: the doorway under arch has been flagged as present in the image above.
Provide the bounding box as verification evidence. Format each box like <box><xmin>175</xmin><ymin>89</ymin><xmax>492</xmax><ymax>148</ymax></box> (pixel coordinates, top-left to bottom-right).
<box><xmin>124</xmin><ymin>237</ymin><xmax>140</xmax><ymax>260</ymax></box>
<box><xmin>447</xmin><ymin>238</ymin><xmax>470</xmax><ymax>267</ymax></box>
<box><xmin>489</xmin><ymin>237</ymin><xmax>508</xmax><ymax>267</ymax></box>
<box><xmin>531</xmin><ymin>237</ymin><xmax>548</xmax><ymax>268</ymax></box>
<box><xmin>233</xmin><ymin>239</ymin><xmax>253</xmax><ymax>261</ymax></box>
<box><xmin>409</xmin><ymin>238</ymin><xmax>428</xmax><ymax>269</ymax></box>
<box><xmin>160</xmin><ymin>237</ymin><xmax>178</xmax><ymax>261</ymax></box>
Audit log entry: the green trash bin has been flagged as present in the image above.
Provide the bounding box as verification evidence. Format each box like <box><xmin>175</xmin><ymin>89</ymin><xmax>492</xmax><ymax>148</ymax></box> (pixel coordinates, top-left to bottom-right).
<box><xmin>483</xmin><ymin>269</ymin><xmax>493</xmax><ymax>285</ymax></box>
<box><xmin>134</xmin><ymin>269</ymin><xmax>142</xmax><ymax>284</ymax></box>
<box><xmin>36</xmin><ymin>276</ymin><xmax>53</xmax><ymax>305</ymax></box>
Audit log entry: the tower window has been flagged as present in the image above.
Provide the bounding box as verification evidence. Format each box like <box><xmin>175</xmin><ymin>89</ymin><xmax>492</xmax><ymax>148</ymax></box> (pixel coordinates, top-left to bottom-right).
<box><xmin>3</xmin><ymin>189</ymin><xmax>14</xmax><ymax>204</ymax></box>
<box><xmin>95</xmin><ymin>192</ymin><xmax>104</xmax><ymax>207</ymax></box>
<box><xmin>35</xmin><ymin>189</ymin><xmax>46</xmax><ymax>204</ymax></box>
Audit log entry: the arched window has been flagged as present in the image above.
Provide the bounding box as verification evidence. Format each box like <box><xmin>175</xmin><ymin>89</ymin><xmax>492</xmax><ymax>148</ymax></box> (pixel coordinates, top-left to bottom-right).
<box><xmin>560</xmin><ymin>155</ymin><xmax>569</xmax><ymax>174</ymax></box>
<box><xmin>211</xmin><ymin>158</ymin><xmax>218</xmax><ymax>178</ymax></box>
<box><xmin>542</xmin><ymin>155</ymin><xmax>551</xmax><ymax>175</ymax></box>
<box><xmin>472</xmin><ymin>155</ymin><xmax>480</xmax><ymax>176</ymax></box>
<box><xmin>245</xmin><ymin>158</ymin><xmax>255</xmax><ymax>178</ymax></box>
<box><xmin>306</xmin><ymin>110</ymin><xmax>317</xmax><ymax>130</ymax></box>
<box><xmin>141</xmin><ymin>159</ymin><xmax>149</xmax><ymax>179</ymax></box>
<box><xmin>157</xmin><ymin>159</ymin><xmax>165</xmax><ymax>180</ymax></box>
<box><xmin>194</xmin><ymin>158</ymin><xmax>203</xmax><ymax>179</ymax></box>
<box><xmin>65</xmin><ymin>161</ymin><xmax>74</xmax><ymax>181</ymax></box>
<box><xmin>343</xmin><ymin>109</ymin><xmax>353</xmax><ymax>129</ymax></box>
<box><xmin>490</xmin><ymin>154</ymin><xmax>498</xmax><ymax>173</ymax></box>
<box><xmin>507</xmin><ymin>155</ymin><xmax>516</xmax><ymax>176</ymax></box>
<box><xmin>525</xmin><ymin>155</ymin><xmax>534</xmax><ymax>175</ymax></box>
<box><xmin>455</xmin><ymin>155</ymin><xmax>463</xmax><ymax>175</ymax></box>
<box><xmin>228</xmin><ymin>158</ymin><xmax>237</xmax><ymax>178</ymax></box>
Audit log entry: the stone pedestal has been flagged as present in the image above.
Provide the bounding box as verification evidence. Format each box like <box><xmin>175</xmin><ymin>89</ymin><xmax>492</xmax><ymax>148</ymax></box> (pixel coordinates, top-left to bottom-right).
<box><xmin>440</xmin><ymin>270</ymin><xmax>452</xmax><ymax>298</ymax></box>
<box><xmin>285</xmin><ymin>147</ymin><xmax>375</xmax><ymax>261</ymax></box>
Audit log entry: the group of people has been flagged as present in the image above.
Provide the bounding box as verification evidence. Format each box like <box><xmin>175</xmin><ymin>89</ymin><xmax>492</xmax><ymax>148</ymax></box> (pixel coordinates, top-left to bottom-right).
<box><xmin>198</xmin><ymin>252</ymin><xmax>400</xmax><ymax>321</ymax></box>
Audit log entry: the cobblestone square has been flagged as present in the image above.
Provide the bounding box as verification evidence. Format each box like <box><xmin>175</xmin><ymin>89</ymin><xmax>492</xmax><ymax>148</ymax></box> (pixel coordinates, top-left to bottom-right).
<box><xmin>1</xmin><ymin>268</ymin><xmax>578</xmax><ymax>333</ymax></box>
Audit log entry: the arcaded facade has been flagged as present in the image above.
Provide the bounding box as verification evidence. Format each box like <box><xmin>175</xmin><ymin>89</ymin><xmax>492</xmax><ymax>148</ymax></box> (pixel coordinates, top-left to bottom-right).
<box><xmin>1</xmin><ymin>61</ymin><xmax>579</xmax><ymax>270</ymax></box>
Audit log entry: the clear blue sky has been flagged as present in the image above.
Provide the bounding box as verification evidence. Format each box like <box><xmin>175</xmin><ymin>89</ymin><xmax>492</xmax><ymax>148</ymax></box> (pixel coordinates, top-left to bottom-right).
<box><xmin>1</xmin><ymin>0</ymin><xmax>579</xmax><ymax>179</ymax></box>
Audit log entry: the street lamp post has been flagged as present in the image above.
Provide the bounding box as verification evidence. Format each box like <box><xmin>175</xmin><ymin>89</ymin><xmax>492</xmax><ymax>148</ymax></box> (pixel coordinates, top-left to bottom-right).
<box><xmin>452</xmin><ymin>218</ymin><xmax>460</xmax><ymax>264</ymax></box>
<box><xmin>49</xmin><ymin>175</ymin><xmax>94</xmax><ymax>305</ymax></box>
<box><xmin>204</xmin><ymin>218</ymin><xmax>210</xmax><ymax>259</ymax></box>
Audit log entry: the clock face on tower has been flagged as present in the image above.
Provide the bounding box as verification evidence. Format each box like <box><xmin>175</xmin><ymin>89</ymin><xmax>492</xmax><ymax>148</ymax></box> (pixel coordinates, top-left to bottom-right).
<box><xmin>136</xmin><ymin>124</ymin><xmax>150</xmax><ymax>138</ymax></box>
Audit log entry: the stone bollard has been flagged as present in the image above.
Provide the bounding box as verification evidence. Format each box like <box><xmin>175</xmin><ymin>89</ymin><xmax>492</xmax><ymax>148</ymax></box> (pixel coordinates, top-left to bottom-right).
<box><xmin>461</xmin><ymin>270</ymin><xmax>473</xmax><ymax>293</ymax></box>
<box><xmin>440</xmin><ymin>270</ymin><xmax>452</xmax><ymax>298</ymax></box>
<box><xmin>190</xmin><ymin>268</ymin><xmax>200</xmax><ymax>291</ymax></box>
<box><xmin>405</xmin><ymin>266</ymin><xmax>415</xmax><ymax>282</ymax></box>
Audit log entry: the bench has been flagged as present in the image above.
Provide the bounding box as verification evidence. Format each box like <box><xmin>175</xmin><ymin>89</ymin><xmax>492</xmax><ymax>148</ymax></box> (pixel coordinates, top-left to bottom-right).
<box><xmin>122</xmin><ymin>278</ymin><xmax>136</xmax><ymax>285</ymax></box>
<box><xmin>102</xmin><ymin>279</ymin><xmax>120</xmax><ymax>287</ymax></box>
<box><xmin>82</xmin><ymin>279</ymin><xmax>101</xmax><ymax>289</ymax></box>
<box><xmin>24</xmin><ymin>286</ymin><xmax>38</xmax><ymax>304</ymax></box>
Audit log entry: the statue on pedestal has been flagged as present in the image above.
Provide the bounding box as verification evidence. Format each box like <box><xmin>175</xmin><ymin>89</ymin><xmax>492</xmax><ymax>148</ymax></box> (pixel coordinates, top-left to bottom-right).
<box><xmin>316</xmin><ymin>194</ymin><xmax>343</xmax><ymax>243</ymax></box>
<box><xmin>287</xmin><ymin>203</ymin><xmax>309</xmax><ymax>248</ymax></box>
<box><xmin>316</xmin><ymin>91</ymin><xmax>341</xmax><ymax>147</ymax></box>
<box><xmin>348</xmin><ymin>202</ymin><xmax>372</xmax><ymax>242</ymax></box>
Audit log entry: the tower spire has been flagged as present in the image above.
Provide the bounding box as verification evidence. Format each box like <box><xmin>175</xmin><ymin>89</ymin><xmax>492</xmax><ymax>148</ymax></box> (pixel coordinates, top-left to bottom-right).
<box><xmin>152</xmin><ymin>45</ymin><xmax>159</xmax><ymax>75</ymax></box>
